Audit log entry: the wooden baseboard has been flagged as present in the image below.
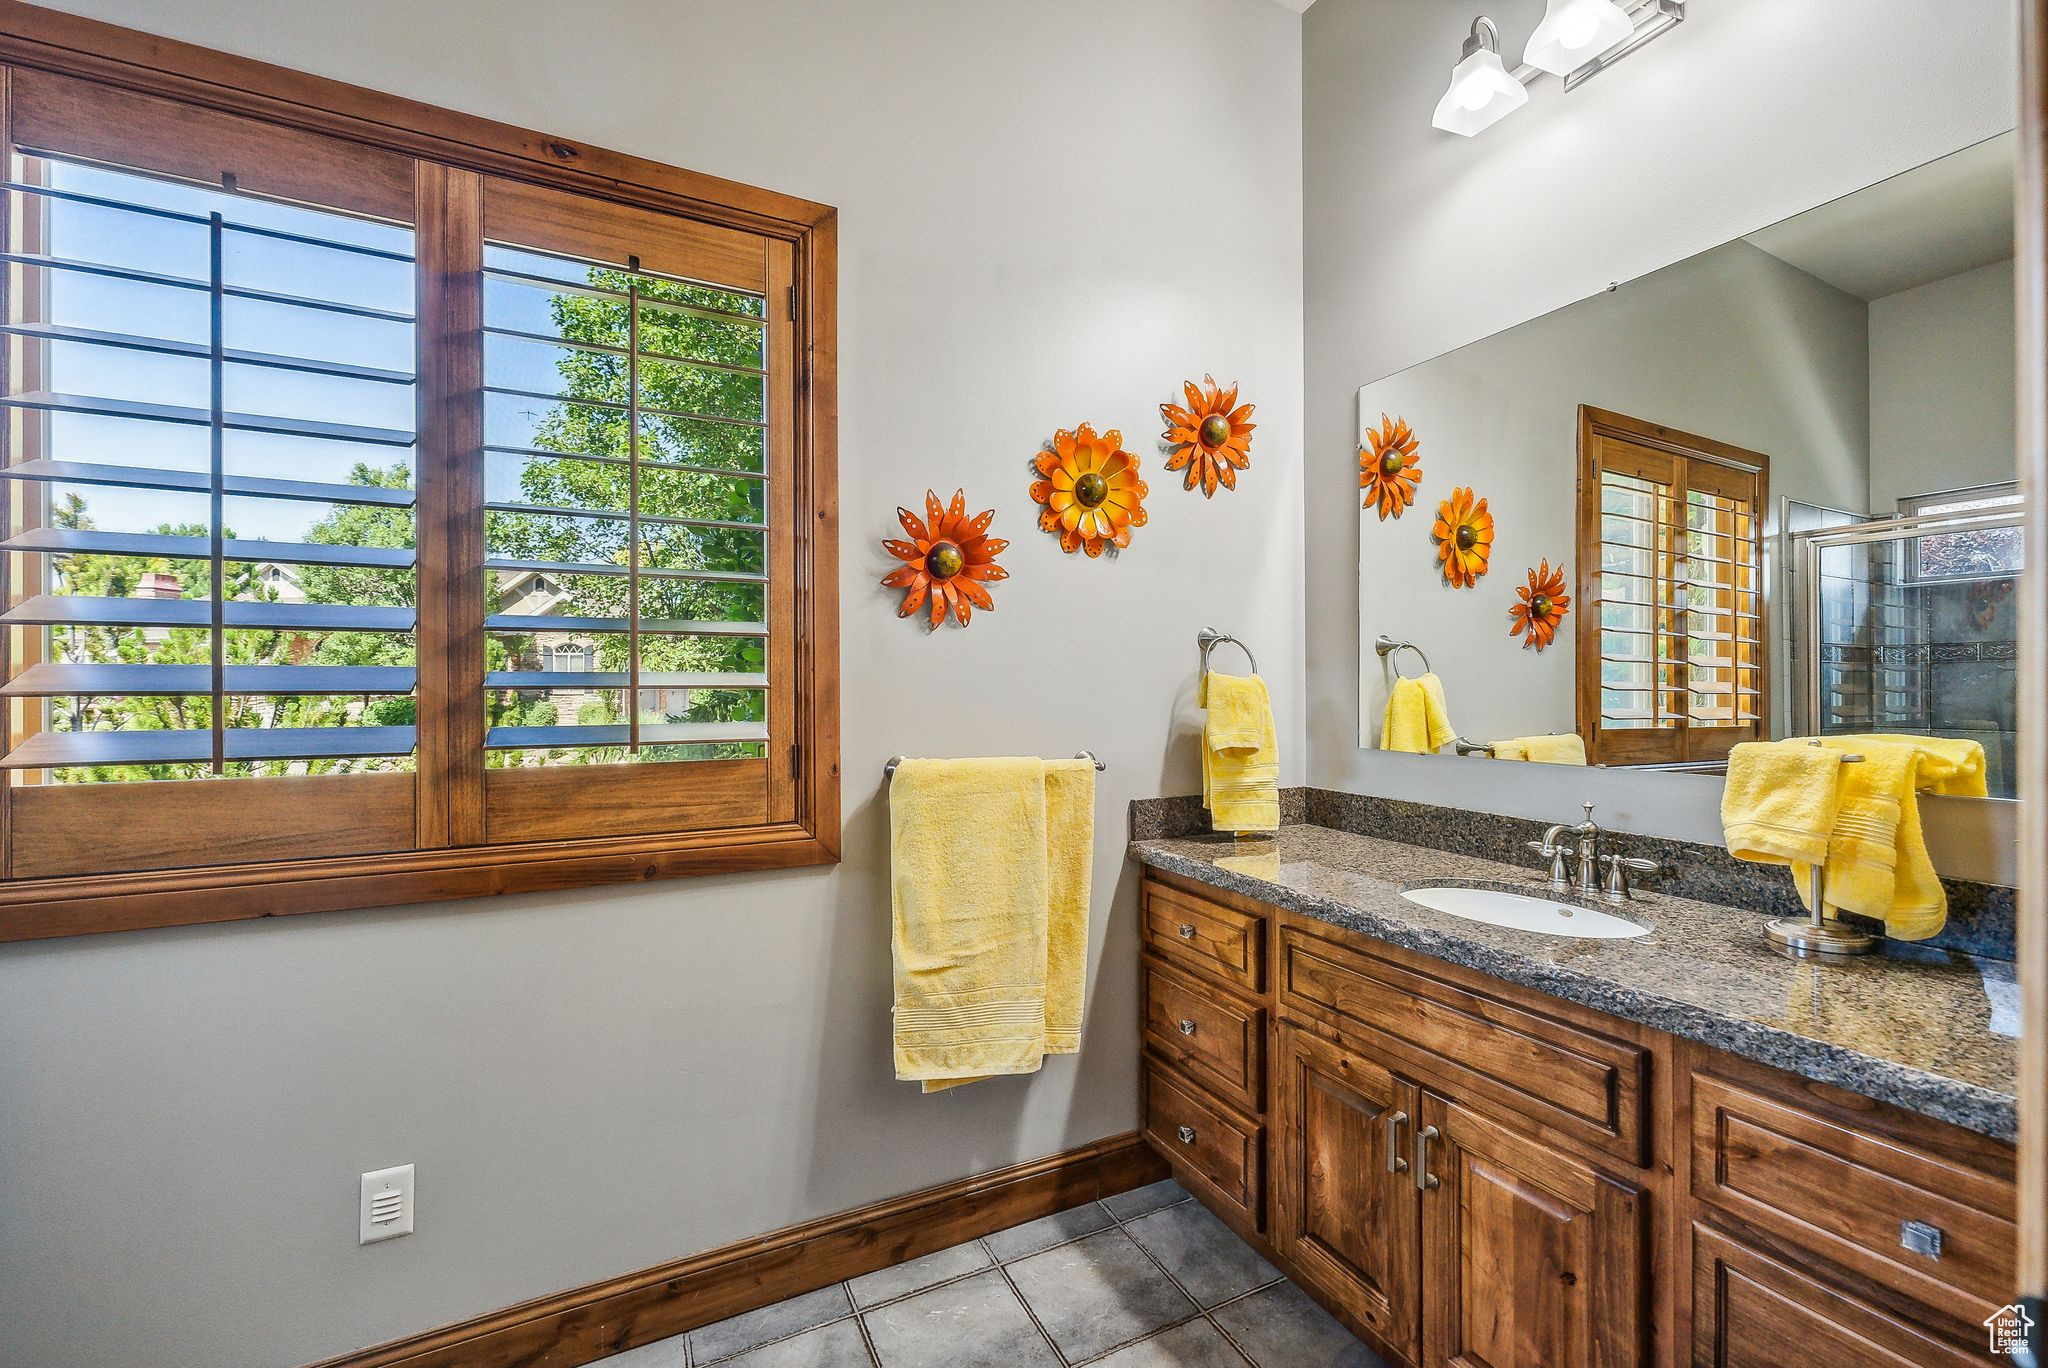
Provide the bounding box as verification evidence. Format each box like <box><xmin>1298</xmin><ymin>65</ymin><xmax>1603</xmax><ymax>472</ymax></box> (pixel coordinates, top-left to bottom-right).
<box><xmin>314</xmin><ymin>1131</ymin><xmax>1167</xmax><ymax>1368</ymax></box>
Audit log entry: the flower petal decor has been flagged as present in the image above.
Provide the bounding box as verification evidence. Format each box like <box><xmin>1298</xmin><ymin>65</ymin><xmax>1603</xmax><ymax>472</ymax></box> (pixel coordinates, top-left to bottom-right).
<box><xmin>1160</xmin><ymin>374</ymin><xmax>1255</xmax><ymax>497</ymax></box>
<box><xmin>1509</xmin><ymin>559</ymin><xmax>1570</xmax><ymax>650</ymax></box>
<box><xmin>1359</xmin><ymin>412</ymin><xmax>1422</xmax><ymax>521</ymax></box>
<box><xmin>1432</xmin><ymin>485</ymin><xmax>1494</xmax><ymax>588</ymax></box>
<box><xmin>881</xmin><ymin>488</ymin><xmax>1009</xmax><ymax>629</ymax></box>
<box><xmin>1030</xmin><ymin>423</ymin><xmax>1148</xmax><ymax>557</ymax></box>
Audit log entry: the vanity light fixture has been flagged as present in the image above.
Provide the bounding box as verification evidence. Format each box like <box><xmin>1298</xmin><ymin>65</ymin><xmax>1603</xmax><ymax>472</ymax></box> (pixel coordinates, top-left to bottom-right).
<box><xmin>1522</xmin><ymin>0</ymin><xmax>1634</xmax><ymax>77</ymax></box>
<box><xmin>1430</xmin><ymin>17</ymin><xmax>1529</xmax><ymax>138</ymax></box>
<box><xmin>1433</xmin><ymin>1</ymin><xmax>1686</xmax><ymax>136</ymax></box>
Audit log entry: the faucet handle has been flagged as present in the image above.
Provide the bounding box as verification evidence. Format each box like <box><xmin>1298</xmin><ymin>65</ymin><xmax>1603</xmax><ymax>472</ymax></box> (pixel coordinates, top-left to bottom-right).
<box><xmin>1600</xmin><ymin>852</ymin><xmax>1660</xmax><ymax>901</ymax></box>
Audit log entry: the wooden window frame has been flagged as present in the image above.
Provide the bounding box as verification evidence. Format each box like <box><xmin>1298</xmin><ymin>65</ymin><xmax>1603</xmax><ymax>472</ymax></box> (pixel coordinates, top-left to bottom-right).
<box><xmin>1574</xmin><ymin>406</ymin><xmax>1769</xmax><ymax>767</ymax></box>
<box><xmin>0</xmin><ymin>1</ymin><xmax>839</xmax><ymax>941</ymax></box>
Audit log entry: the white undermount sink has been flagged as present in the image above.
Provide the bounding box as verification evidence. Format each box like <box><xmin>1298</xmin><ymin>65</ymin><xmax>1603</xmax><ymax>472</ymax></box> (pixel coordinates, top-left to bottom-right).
<box><xmin>1401</xmin><ymin>886</ymin><xmax>1651</xmax><ymax>940</ymax></box>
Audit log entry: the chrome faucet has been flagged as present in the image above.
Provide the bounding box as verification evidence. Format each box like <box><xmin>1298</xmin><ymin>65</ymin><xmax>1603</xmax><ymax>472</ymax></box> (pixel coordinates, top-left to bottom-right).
<box><xmin>1528</xmin><ymin>802</ymin><xmax>1600</xmax><ymax>892</ymax></box>
<box><xmin>1527</xmin><ymin>803</ymin><xmax>1662</xmax><ymax>903</ymax></box>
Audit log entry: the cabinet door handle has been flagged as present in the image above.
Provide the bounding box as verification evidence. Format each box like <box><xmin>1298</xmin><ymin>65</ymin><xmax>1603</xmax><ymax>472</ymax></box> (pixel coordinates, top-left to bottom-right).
<box><xmin>1176</xmin><ymin>923</ymin><xmax>1197</xmax><ymax>940</ymax></box>
<box><xmin>1900</xmin><ymin>1220</ymin><xmax>1943</xmax><ymax>1259</ymax></box>
<box><xmin>1178</xmin><ymin>1019</ymin><xmax>1198</xmax><ymax>1036</ymax></box>
<box><xmin>1414</xmin><ymin>1124</ymin><xmax>1440</xmax><ymax>1191</ymax></box>
<box><xmin>1176</xmin><ymin>1125</ymin><xmax>1196</xmax><ymax>1145</ymax></box>
<box><xmin>1386</xmin><ymin>1109</ymin><xmax>1410</xmax><ymax>1174</ymax></box>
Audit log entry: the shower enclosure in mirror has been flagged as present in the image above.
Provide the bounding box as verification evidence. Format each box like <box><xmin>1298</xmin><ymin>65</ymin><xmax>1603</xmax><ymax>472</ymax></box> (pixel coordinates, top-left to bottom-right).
<box><xmin>1357</xmin><ymin>130</ymin><xmax>2023</xmax><ymax>806</ymax></box>
<box><xmin>1794</xmin><ymin>500</ymin><xmax>2025</xmax><ymax>797</ymax></box>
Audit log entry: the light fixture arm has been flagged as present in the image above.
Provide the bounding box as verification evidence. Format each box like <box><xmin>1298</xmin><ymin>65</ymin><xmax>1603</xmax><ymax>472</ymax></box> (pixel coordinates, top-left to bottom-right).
<box><xmin>1462</xmin><ymin>15</ymin><xmax>1502</xmax><ymax>59</ymax></box>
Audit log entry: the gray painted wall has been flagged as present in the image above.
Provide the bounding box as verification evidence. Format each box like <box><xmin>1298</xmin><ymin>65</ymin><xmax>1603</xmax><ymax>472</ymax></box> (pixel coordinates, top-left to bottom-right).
<box><xmin>0</xmin><ymin>3</ymin><xmax>1306</xmax><ymax>1364</ymax></box>
<box><xmin>1304</xmin><ymin>0</ymin><xmax>2018</xmax><ymax>863</ymax></box>
<box><xmin>1870</xmin><ymin>257</ymin><xmax>2020</xmax><ymax>510</ymax></box>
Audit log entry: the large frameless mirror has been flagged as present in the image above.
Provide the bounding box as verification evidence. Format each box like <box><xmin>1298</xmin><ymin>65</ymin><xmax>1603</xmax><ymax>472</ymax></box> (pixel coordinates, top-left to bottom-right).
<box><xmin>1357</xmin><ymin>131</ymin><xmax>2023</xmax><ymax>803</ymax></box>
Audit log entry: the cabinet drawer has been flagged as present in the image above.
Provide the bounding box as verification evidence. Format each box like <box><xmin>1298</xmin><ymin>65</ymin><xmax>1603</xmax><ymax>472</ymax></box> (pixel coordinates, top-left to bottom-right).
<box><xmin>1142</xmin><ymin>954</ymin><xmax>1264</xmax><ymax>1114</ymax></box>
<box><xmin>1144</xmin><ymin>1058</ymin><xmax>1262</xmax><ymax>1227</ymax></box>
<box><xmin>1142</xmin><ymin>879</ymin><xmax>1265</xmax><ymax>992</ymax></box>
<box><xmin>1690</xmin><ymin>1071</ymin><xmax>2016</xmax><ymax>1327</ymax></box>
<box><xmin>1691</xmin><ymin>1223</ymin><xmax>1981</xmax><ymax>1368</ymax></box>
<box><xmin>1279</xmin><ymin>921</ymin><xmax>1648</xmax><ymax>1164</ymax></box>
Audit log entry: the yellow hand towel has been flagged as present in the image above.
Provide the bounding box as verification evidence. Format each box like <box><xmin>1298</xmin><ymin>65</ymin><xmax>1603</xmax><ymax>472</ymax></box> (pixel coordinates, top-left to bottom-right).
<box><xmin>1721</xmin><ymin>739</ymin><xmax>1845</xmax><ymax>867</ymax></box>
<box><xmin>1492</xmin><ymin>734</ymin><xmax>1587</xmax><ymax>765</ymax></box>
<box><xmin>1202</xmin><ymin>673</ymin><xmax>1279</xmax><ymax>833</ymax></box>
<box><xmin>890</xmin><ymin>757</ymin><xmax>1094</xmax><ymax>1090</ymax></box>
<box><xmin>1803</xmin><ymin>735</ymin><xmax>1986</xmax><ymax>941</ymax></box>
<box><xmin>1381</xmin><ymin>673</ymin><xmax>1457</xmax><ymax>754</ymax></box>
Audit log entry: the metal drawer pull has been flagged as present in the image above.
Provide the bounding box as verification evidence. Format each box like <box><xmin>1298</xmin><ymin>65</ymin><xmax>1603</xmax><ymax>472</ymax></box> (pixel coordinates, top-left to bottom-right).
<box><xmin>1176</xmin><ymin>923</ymin><xmax>1197</xmax><ymax>940</ymax></box>
<box><xmin>1900</xmin><ymin>1220</ymin><xmax>1943</xmax><ymax>1259</ymax></box>
<box><xmin>1415</xmin><ymin>1124</ymin><xmax>1440</xmax><ymax>1191</ymax></box>
<box><xmin>1178</xmin><ymin>1019</ymin><xmax>1198</xmax><ymax>1036</ymax></box>
<box><xmin>1176</xmin><ymin>1125</ymin><xmax>1197</xmax><ymax>1145</ymax></box>
<box><xmin>1386</xmin><ymin>1110</ymin><xmax>1409</xmax><ymax>1174</ymax></box>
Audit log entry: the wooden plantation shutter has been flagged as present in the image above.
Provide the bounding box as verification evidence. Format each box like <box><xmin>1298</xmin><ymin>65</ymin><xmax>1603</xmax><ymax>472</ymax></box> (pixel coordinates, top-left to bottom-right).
<box><xmin>474</xmin><ymin>177</ymin><xmax>796</xmax><ymax>842</ymax></box>
<box><xmin>1</xmin><ymin>72</ymin><xmax>424</xmax><ymax>877</ymax></box>
<box><xmin>0</xmin><ymin>6</ymin><xmax>838</xmax><ymax>941</ymax></box>
<box><xmin>1575</xmin><ymin>407</ymin><xmax>1768</xmax><ymax>766</ymax></box>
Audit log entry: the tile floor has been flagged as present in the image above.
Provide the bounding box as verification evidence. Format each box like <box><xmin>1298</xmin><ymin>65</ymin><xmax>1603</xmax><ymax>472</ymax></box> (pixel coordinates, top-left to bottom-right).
<box><xmin>601</xmin><ymin>1179</ymin><xmax>1387</xmax><ymax>1367</ymax></box>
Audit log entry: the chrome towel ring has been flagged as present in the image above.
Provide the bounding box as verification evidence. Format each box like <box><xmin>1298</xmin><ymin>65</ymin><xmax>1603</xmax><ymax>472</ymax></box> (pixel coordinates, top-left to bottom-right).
<box><xmin>1374</xmin><ymin>634</ymin><xmax>1432</xmax><ymax>680</ymax></box>
<box><xmin>1197</xmin><ymin>627</ymin><xmax>1258</xmax><ymax>676</ymax></box>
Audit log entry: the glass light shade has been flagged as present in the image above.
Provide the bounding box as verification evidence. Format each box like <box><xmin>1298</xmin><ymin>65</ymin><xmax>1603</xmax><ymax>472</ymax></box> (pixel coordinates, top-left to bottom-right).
<box><xmin>1523</xmin><ymin>0</ymin><xmax>1634</xmax><ymax>76</ymax></box>
<box><xmin>1431</xmin><ymin>47</ymin><xmax>1529</xmax><ymax>137</ymax></box>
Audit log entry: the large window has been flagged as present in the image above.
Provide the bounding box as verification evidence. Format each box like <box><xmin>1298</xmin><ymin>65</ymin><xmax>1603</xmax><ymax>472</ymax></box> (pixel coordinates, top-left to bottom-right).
<box><xmin>1575</xmin><ymin>407</ymin><xmax>1768</xmax><ymax>766</ymax></box>
<box><xmin>0</xmin><ymin>28</ymin><xmax>837</xmax><ymax>939</ymax></box>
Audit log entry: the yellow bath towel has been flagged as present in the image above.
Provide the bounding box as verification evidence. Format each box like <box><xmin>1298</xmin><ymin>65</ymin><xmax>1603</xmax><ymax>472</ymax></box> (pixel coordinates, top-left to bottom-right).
<box><xmin>1381</xmin><ymin>673</ymin><xmax>1457</xmax><ymax>754</ymax></box>
<box><xmin>1796</xmin><ymin>735</ymin><xmax>1986</xmax><ymax>941</ymax></box>
<box><xmin>1491</xmin><ymin>734</ymin><xmax>1588</xmax><ymax>765</ymax></box>
<box><xmin>1041</xmin><ymin>758</ymin><xmax>1094</xmax><ymax>1056</ymax></box>
<box><xmin>890</xmin><ymin>758</ymin><xmax>1095</xmax><ymax>1091</ymax></box>
<box><xmin>1201</xmin><ymin>673</ymin><xmax>1279</xmax><ymax>833</ymax></box>
<box><xmin>1721</xmin><ymin>739</ymin><xmax>1845</xmax><ymax>867</ymax></box>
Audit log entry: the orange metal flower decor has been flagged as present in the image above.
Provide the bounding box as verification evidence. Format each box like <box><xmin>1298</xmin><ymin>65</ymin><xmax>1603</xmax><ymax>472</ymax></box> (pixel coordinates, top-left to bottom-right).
<box><xmin>1160</xmin><ymin>375</ymin><xmax>1255</xmax><ymax>497</ymax></box>
<box><xmin>1509</xmin><ymin>559</ymin><xmax>1570</xmax><ymax>650</ymax></box>
<box><xmin>1432</xmin><ymin>486</ymin><xmax>1494</xmax><ymax>588</ymax></box>
<box><xmin>882</xmin><ymin>488</ymin><xmax>1008</xmax><ymax>629</ymax></box>
<box><xmin>1030</xmin><ymin>423</ymin><xmax>1149</xmax><ymax>557</ymax></box>
<box><xmin>1359</xmin><ymin>412</ymin><xmax>1422</xmax><ymax>521</ymax></box>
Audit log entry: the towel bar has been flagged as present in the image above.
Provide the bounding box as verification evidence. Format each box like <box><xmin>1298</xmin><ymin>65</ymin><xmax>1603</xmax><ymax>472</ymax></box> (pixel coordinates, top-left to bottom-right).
<box><xmin>1197</xmin><ymin>627</ymin><xmax>1257</xmax><ymax>676</ymax></box>
<box><xmin>1766</xmin><ymin>741</ymin><xmax>1874</xmax><ymax>959</ymax></box>
<box><xmin>883</xmin><ymin>751</ymin><xmax>1104</xmax><ymax>781</ymax></box>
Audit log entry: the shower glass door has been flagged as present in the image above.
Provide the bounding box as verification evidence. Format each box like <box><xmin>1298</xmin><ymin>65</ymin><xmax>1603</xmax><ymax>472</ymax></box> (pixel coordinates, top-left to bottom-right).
<box><xmin>1796</xmin><ymin>503</ymin><xmax>2026</xmax><ymax>797</ymax></box>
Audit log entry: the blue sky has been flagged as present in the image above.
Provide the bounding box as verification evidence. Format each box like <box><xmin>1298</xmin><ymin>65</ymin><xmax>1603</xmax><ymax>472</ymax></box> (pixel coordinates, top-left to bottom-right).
<box><xmin>28</xmin><ymin>157</ymin><xmax>617</xmax><ymax>544</ymax></box>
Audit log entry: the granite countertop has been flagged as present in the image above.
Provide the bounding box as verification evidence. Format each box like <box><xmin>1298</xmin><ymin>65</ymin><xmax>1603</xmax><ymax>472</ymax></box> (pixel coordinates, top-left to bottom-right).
<box><xmin>1132</xmin><ymin>824</ymin><xmax>2020</xmax><ymax>1141</ymax></box>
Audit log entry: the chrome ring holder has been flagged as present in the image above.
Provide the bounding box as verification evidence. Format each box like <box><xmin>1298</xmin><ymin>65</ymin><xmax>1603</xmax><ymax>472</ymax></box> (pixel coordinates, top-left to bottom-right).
<box><xmin>1197</xmin><ymin>627</ymin><xmax>1257</xmax><ymax>676</ymax></box>
<box><xmin>1374</xmin><ymin>634</ymin><xmax>1432</xmax><ymax>679</ymax></box>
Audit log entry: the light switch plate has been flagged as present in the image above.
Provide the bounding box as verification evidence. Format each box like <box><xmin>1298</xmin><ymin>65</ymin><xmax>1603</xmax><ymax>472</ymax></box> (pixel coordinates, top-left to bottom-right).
<box><xmin>359</xmin><ymin>1164</ymin><xmax>415</xmax><ymax>1245</ymax></box>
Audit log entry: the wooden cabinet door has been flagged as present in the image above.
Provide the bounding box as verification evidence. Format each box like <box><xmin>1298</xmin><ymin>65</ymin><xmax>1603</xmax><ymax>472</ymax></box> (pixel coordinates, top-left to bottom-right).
<box><xmin>1419</xmin><ymin>1092</ymin><xmax>1647</xmax><ymax>1368</ymax></box>
<box><xmin>1274</xmin><ymin>1024</ymin><xmax>1421</xmax><ymax>1364</ymax></box>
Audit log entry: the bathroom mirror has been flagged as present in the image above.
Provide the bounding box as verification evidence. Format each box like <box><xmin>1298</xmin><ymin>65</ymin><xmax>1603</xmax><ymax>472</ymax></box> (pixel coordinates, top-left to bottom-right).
<box><xmin>1357</xmin><ymin>132</ymin><xmax>2025</xmax><ymax>800</ymax></box>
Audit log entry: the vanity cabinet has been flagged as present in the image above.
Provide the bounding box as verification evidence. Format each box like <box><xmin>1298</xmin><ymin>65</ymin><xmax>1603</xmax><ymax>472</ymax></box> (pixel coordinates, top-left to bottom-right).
<box><xmin>1271</xmin><ymin>1024</ymin><xmax>1647</xmax><ymax>1368</ymax></box>
<box><xmin>1136</xmin><ymin>867</ymin><xmax>2017</xmax><ymax>1368</ymax></box>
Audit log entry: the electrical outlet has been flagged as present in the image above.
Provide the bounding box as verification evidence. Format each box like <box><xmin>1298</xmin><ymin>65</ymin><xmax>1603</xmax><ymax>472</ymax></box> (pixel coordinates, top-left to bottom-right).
<box><xmin>359</xmin><ymin>1164</ymin><xmax>414</xmax><ymax>1245</ymax></box>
